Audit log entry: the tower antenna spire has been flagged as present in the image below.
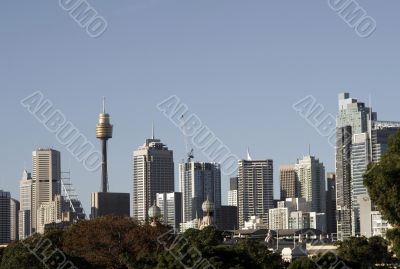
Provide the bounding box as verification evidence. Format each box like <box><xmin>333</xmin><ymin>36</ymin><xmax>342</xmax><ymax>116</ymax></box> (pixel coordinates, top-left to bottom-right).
<box><xmin>152</xmin><ymin>121</ymin><xmax>155</xmax><ymax>139</ymax></box>
<box><xmin>102</xmin><ymin>96</ymin><xmax>106</xmax><ymax>113</ymax></box>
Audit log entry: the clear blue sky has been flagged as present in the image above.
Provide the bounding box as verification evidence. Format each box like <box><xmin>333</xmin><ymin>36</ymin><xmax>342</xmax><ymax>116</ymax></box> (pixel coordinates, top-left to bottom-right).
<box><xmin>1</xmin><ymin>1</ymin><xmax>400</xmax><ymax>213</ymax></box>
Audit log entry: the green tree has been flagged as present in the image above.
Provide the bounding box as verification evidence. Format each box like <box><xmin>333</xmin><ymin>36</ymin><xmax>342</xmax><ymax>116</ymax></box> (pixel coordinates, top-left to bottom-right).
<box><xmin>63</xmin><ymin>216</ymin><xmax>168</xmax><ymax>269</ymax></box>
<box><xmin>235</xmin><ymin>239</ymin><xmax>283</xmax><ymax>269</ymax></box>
<box><xmin>287</xmin><ymin>257</ymin><xmax>317</xmax><ymax>269</ymax></box>
<box><xmin>0</xmin><ymin>239</ymin><xmax>44</xmax><ymax>269</ymax></box>
<box><xmin>336</xmin><ymin>236</ymin><xmax>391</xmax><ymax>268</ymax></box>
<box><xmin>183</xmin><ymin>227</ymin><xmax>223</xmax><ymax>251</ymax></box>
<box><xmin>364</xmin><ymin>129</ymin><xmax>400</xmax><ymax>258</ymax></box>
<box><xmin>364</xmin><ymin>130</ymin><xmax>400</xmax><ymax>226</ymax></box>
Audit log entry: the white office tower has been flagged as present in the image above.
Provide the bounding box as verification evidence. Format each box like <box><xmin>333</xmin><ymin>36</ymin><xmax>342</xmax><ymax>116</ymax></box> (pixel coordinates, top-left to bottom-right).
<box><xmin>179</xmin><ymin>162</ymin><xmax>221</xmax><ymax>224</ymax></box>
<box><xmin>19</xmin><ymin>169</ymin><xmax>33</xmax><ymax>239</ymax></box>
<box><xmin>133</xmin><ymin>136</ymin><xmax>174</xmax><ymax>222</ymax></box>
<box><xmin>238</xmin><ymin>159</ymin><xmax>274</xmax><ymax>228</ymax></box>
<box><xmin>31</xmin><ymin>149</ymin><xmax>61</xmax><ymax>233</ymax></box>
<box><xmin>156</xmin><ymin>192</ymin><xmax>182</xmax><ymax>232</ymax></box>
<box><xmin>295</xmin><ymin>156</ymin><xmax>326</xmax><ymax>214</ymax></box>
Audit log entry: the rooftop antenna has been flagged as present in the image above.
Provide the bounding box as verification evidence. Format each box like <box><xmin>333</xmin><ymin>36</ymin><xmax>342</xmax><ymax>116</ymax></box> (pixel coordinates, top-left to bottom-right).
<box><xmin>308</xmin><ymin>144</ymin><xmax>311</xmax><ymax>156</ymax></box>
<box><xmin>152</xmin><ymin>121</ymin><xmax>155</xmax><ymax>139</ymax></box>
<box><xmin>102</xmin><ymin>96</ymin><xmax>106</xmax><ymax>113</ymax></box>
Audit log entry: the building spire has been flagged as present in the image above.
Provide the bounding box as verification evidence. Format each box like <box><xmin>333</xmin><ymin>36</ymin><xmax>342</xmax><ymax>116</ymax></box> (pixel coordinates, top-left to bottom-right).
<box><xmin>247</xmin><ymin>147</ymin><xmax>252</xmax><ymax>161</ymax></box>
<box><xmin>102</xmin><ymin>96</ymin><xmax>106</xmax><ymax>113</ymax></box>
<box><xmin>152</xmin><ymin>121</ymin><xmax>155</xmax><ymax>139</ymax></box>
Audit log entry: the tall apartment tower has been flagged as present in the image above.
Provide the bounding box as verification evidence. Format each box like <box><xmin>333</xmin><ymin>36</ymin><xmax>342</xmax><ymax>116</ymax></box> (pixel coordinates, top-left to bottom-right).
<box><xmin>326</xmin><ymin>172</ymin><xmax>337</xmax><ymax>236</ymax></box>
<box><xmin>0</xmin><ymin>190</ymin><xmax>11</xmax><ymax>244</ymax></box>
<box><xmin>238</xmin><ymin>159</ymin><xmax>274</xmax><ymax>228</ymax></box>
<box><xmin>295</xmin><ymin>156</ymin><xmax>326</xmax><ymax>214</ymax></box>
<box><xmin>19</xmin><ymin>170</ymin><xmax>33</xmax><ymax>239</ymax></box>
<box><xmin>336</xmin><ymin>93</ymin><xmax>374</xmax><ymax>240</ymax></box>
<box><xmin>10</xmin><ymin>198</ymin><xmax>20</xmax><ymax>241</ymax></box>
<box><xmin>280</xmin><ymin>164</ymin><xmax>298</xmax><ymax>200</ymax></box>
<box><xmin>179</xmin><ymin>162</ymin><xmax>221</xmax><ymax>223</ymax></box>
<box><xmin>228</xmin><ymin>177</ymin><xmax>238</xmax><ymax>206</ymax></box>
<box><xmin>133</xmin><ymin>135</ymin><xmax>174</xmax><ymax>222</ymax></box>
<box><xmin>31</xmin><ymin>149</ymin><xmax>61</xmax><ymax>233</ymax></box>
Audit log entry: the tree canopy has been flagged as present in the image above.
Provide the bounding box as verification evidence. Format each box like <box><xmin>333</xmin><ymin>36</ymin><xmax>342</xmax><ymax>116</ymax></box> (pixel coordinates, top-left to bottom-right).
<box><xmin>364</xmin><ymin>130</ymin><xmax>400</xmax><ymax>226</ymax></box>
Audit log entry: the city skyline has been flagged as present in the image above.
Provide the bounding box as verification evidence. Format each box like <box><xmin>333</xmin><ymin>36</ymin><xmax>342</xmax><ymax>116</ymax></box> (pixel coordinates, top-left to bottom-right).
<box><xmin>2</xmin><ymin>1</ymin><xmax>400</xmax><ymax>214</ymax></box>
<box><xmin>2</xmin><ymin>2</ymin><xmax>400</xmax><ymax>267</ymax></box>
<box><xmin>2</xmin><ymin>91</ymin><xmax>399</xmax><ymax>214</ymax></box>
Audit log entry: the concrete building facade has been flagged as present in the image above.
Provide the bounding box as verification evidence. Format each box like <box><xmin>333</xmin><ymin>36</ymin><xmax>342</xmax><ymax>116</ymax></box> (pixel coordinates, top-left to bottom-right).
<box><xmin>133</xmin><ymin>137</ymin><xmax>174</xmax><ymax>222</ymax></box>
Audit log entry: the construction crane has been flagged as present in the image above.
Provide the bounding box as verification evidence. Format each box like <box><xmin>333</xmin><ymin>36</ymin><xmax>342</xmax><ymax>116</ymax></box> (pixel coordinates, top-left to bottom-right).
<box><xmin>181</xmin><ymin>114</ymin><xmax>194</xmax><ymax>163</ymax></box>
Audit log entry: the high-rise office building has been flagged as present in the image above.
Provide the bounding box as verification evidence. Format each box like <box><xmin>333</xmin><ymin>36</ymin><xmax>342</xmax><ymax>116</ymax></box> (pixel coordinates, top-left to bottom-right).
<box><xmin>133</xmin><ymin>135</ymin><xmax>174</xmax><ymax>222</ymax></box>
<box><xmin>335</xmin><ymin>93</ymin><xmax>400</xmax><ymax>238</ymax></box>
<box><xmin>351</xmin><ymin>133</ymin><xmax>370</xmax><ymax>235</ymax></box>
<box><xmin>0</xmin><ymin>190</ymin><xmax>11</xmax><ymax>244</ymax></box>
<box><xmin>295</xmin><ymin>156</ymin><xmax>326</xmax><ymax>214</ymax></box>
<box><xmin>10</xmin><ymin>198</ymin><xmax>19</xmax><ymax>241</ymax></box>
<box><xmin>31</xmin><ymin>149</ymin><xmax>61</xmax><ymax>233</ymax></box>
<box><xmin>228</xmin><ymin>177</ymin><xmax>238</xmax><ymax>206</ymax></box>
<box><xmin>156</xmin><ymin>192</ymin><xmax>182</xmax><ymax>232</ymax></box>
<box><xmin>336</xmin><ymin>126</ymin><xmax>353</xmax><ymax>240</ymax></box>
<box><xmin>238</xmin><ymin>159</ymin><xmax>274</xmax><ymax>228</ymax></box>
<box><xmin>179</xmin><ymin>162</ymin><xmax>221</xmax><ymax>223</ymax></box>
<box><xmin>336</xmin><ymin>93</ymin><xmax>374</xmax><ymax>240</ymax></box>
<box><xmin>280</xmin><ymin>164</ymin><xmax>298</xmax><ymax>200</ymax></box>
<box><xmin>19</xmin><ymin>169</ymin><xmax>33</xmax><ymax>239</ymax></box>
<box><xmin>326</xmin><ymin>172</ymin><xmax>337</xmax><ymax>236</ymax></box>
